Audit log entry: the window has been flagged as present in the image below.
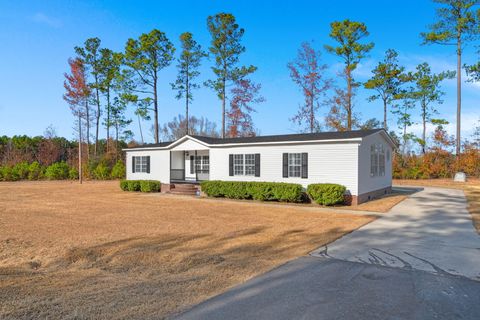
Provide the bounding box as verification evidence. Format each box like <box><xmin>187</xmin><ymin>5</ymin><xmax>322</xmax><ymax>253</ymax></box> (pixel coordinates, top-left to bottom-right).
<box><xmin>134</xmin><ymin>156</ymin><xmax>148</xmax><ymax>173</ymax></box>
<box><xmin>370</xmin><ymin>145</ymin><xmax>377</xmax><ymax>177</ymax></box>
<box><xmin>202</xmin><ymin>156</ymin><xmax>209</xmax><ymax>172</ymax></box>
<box><xmin>234</xmin><ymin>154</ymin><xmax>244</xmax><ymax>175</ymax></box>
<box><xmin>245</xmin><ymin>154</ymin><xmax>255</xmax><ymax>176</ymax></box>
<box><xmin>379</xmin><ymin>145</ymin><xmax>385</xmax><ymax>177</ymax></box>
<box><xmin>194</xmin><ymin>155</ymin><xmax>209</xmax><ymax>173</ymax></box>
<box><xmin>288</xmin><ymin>153</ymin><xmax>301</xmax><ymax>177</ymax></box>
<box><xmin>370</xmin><ymin>144</ymin><xmax>386</xmax><ymax>177</ymax></box>
<box><xmin>232</xmin><ymin>154</ymin><xmax>256</xmax><ymax>176</ymax></box>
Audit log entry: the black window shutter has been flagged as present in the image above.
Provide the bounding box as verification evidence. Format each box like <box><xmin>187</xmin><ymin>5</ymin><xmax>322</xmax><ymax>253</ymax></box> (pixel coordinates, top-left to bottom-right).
<box><xmin>282</xmin><ymin>153</ymin><xmax>288</xmax><ymax>178</ymax></box>
<box><xmin>229</xmin><ymin>154</ymin><xmax>234</xmax><ymax>176</ymax></box>
<box><xmin>301</xmin><ymin>153</ymin><xmax>308</xmax><ymax>179</ymax></box>
<box><xmin>146</xmin><ymin>156</ymin><xmax>150</xmax><ymax>173</ymax></box>
<box><xmin>254</xmin><ymin>153</ymin><xmax>260</xmax><ymax>177</ymax></box>
<box><xmin>190</xmin><ymin>156</ymin><xmax>194</xmax><ymax>174</ymax></box>
<box><xmin>132</xmin><ymin>156</ymin><xmax>136</xmax><ymax>173</ymax></box>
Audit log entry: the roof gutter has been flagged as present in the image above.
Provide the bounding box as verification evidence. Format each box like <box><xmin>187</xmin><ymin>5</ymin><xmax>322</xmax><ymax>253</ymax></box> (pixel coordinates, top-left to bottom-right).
<box><xmin>123</xmin><ymin>137</ymin><xmax>363</xmax><ymax>151</ymax></box>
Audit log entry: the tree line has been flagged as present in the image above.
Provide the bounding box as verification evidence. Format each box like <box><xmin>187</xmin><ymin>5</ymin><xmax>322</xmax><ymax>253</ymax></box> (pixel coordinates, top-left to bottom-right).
<box><xmin>288</xmin><ymin>0</ymin><xmax>480</xmax><ymax>157</ymax></box>
<box><xmin>64</xmin><ymin>2</ymin><xmax>480</xmax><ymax>161</ymax></box>
<box><xmin>3</xmin><ymin>2</ymin><xmax>479</xmax><ymax>181</ymax></box>
<box><xmin>64</xmin><ymin>12</ymin><xmax>261</xmax><ymax>157</ymax></box>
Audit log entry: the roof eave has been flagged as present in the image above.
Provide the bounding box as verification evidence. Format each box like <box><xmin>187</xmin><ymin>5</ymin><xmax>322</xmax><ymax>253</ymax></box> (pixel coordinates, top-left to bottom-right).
<box><xmin>123</xmin><ymin>137</ymin><xmax>364</xmax><ymax>151</ymax></box>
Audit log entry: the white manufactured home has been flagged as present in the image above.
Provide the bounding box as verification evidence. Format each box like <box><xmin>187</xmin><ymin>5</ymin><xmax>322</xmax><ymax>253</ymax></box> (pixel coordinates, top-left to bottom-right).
<box><xmin>124</xmin><ymin>129</ymin><xmax>396</xmax><ymax>204</ymax></box>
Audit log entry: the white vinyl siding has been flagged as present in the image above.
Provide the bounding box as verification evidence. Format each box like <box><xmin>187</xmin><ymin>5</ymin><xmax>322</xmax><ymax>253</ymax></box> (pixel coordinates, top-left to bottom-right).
<box><xmin>358</xmin><ymin>132</ymin><xmax>393</xmax><ymax>195</ymax></box>
<box><xmin>210</xmin><ymin>143</ymin><xmax>359</xmax><ymax>194</ymax></box>
<box><xmin>126</xmin><ymin>149</ymin><xmax>170</xmax><ymax>182</ymax></box>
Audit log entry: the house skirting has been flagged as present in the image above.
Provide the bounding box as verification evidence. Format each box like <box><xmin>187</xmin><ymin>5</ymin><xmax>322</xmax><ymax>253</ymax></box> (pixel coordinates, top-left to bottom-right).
<box><xmin>345</xmin><ymin>186</ymin><xmax>392</xmax><ymax>205</ymax></box>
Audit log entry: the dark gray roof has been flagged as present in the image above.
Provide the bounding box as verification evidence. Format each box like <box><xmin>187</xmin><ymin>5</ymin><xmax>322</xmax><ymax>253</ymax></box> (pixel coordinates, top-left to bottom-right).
<box><xmin>128</xmin><ymin>141</ymin><xmax>173</xmax><ymax>149</ymax></box>
<box><xmin>126</xmin><ymin>129</ymin><xmax>385</xmax><ymax>149</ymax></box>
<box><xmin>191</xmin><ymin>129</ymin><xmax>384</xmax><ymax>145</ymax></box>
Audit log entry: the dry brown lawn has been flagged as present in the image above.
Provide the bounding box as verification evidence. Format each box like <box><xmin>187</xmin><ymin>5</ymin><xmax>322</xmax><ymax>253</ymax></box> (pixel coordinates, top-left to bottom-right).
<box><xmin>0</xmin><ymin>181</ymin><xmax>374</xmax><ymax>320</ymax></box>
<box><xmin>336</xmin><ymin>189</ymin><xmax>410</xmax><ymax>213</ymax></box>
<box><xmin>394</xmin><ymin>178</ymin><xmax>480</xmax><ymax>233</ymax></box>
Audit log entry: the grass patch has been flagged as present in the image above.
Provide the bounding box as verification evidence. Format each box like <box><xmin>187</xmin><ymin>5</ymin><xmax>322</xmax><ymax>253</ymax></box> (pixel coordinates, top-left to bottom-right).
<box><xmin>0</xmin><ymin>181</ymin><xmax>373</xmax><ymax>319</ymax></box>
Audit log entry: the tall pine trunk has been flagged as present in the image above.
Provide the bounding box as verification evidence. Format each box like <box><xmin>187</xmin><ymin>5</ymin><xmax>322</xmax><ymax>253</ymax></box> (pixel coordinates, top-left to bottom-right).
<box><xmin>456</xmin><ymin>36</ymin><xmax>462</xmax><ymax>155</ymax></box>
<box><xmin>153</xmin><ymin>70</ymin><xmax>159</xmax><ymax>143</ymax></box>
<box><xmin>346</xmin><ymin>68</ymin><xmax>352</xmax><ymax>130</ymax></box>
<box><xmin>383</xmin><ymin>99</ymin><xmax>387</xmax><ymax>130</ymax></box>
<box><xmin>221</xmin><ymin>76</ymin><xmax>226</xmax><ymax>139</ymax></box>
<box><xmin>106</xmin><ymin>89</ymin><xmax>111</xmax><ymax>152</ymax></box>
<box><xmin>115</xmin><ymin>122</ymin><xmax>119</xmax><ymax>162</ymax></box>
<box><xmin>137</xmin><ymin>113</ymin><xmax>144</xmax><ymax>144</ymax></box>
<box><xmin>186</xmin><ymin>71</ymin><xmax>189</xmax><ymax>136</ymax></box>
<box><xmin>422</xmin><ymin>101</ymin><xmax>426</xmax><ymax>154</ymax></box>
<box><xmin>85</xmin><ymin>99</ymin><xmax>90</xmax><ymax>160</ymax></box>
<box><xmin>310</xmin><ymin>83</ymin><xmax>314</xmax><ymax>133</ymax></box>
<box><xmin>94</xmin><ymin>75</ymin><xmax>100</xmax><ymax>157</ymax></box>
<box><xmin>78</xmin><ymin>113</ymin><xmax>83</xmax><ymax>184</ymax></box>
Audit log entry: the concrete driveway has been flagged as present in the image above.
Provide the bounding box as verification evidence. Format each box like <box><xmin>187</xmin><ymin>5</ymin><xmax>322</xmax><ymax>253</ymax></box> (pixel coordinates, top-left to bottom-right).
<box><xmin>174</xmin><ymin>187</ymin><xmax>480</xmax><ymax>320</ymax></box>
<box><xmin>313</xmin><ymin>186</ymin><xmax>480</xmax><ymax>280</ymax></box>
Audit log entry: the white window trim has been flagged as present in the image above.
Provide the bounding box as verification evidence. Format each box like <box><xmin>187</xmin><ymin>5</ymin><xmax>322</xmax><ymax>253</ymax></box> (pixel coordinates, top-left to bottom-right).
<box><xmin>135</xmin><ymin>156</ymin><xmax>148</xmax><ymax>173</ymax></box>
<box><xmin>288</xmin><ymin>153</ymin><xmax>302</xmax><ymax>178</ymax></box>
<box><xmin>233</xmin><ymin>154</ymin><xmax>256</xmax><ymax>176</ymax></box>
<box><xmin>194</xmin><ymin>155</ymin><xmax>209</xmax><ymax>173</ymax></box>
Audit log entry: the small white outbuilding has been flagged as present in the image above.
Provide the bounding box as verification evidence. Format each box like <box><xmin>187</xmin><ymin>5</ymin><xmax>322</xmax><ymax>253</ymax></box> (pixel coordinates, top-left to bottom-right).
<box><xmin>124</xmin><ymin>129</ymin><xmax>396</xmax><ymax>204</ymax></box>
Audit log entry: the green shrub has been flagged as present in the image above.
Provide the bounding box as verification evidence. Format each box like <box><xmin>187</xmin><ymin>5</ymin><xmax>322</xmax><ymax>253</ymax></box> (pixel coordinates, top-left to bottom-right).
<box><xmin>119</xmin><ymin>180</ymin><xmax>160</xmax><ymax>192</ymax></box>
<box><xmin>201</xmin><ymin>181</ymin><xmax>303</xmax><ymax>203</ymax></box>
<box><xmin>69</xmin><ymin>167</ymin><xmax>79</xmax><ymax>180</ymax></box>
<box><xmin>307</xmin><ymin>183</ymin><xmax>346</xmax><ymax>206</ymax></box>
<box><xmin>110</xmin><ymin>160</ymin><xmax>126</xmax><ymax>179</ymax></box>
<box><xmin>28</xmin><ymin>162</ymin><xmax>44</xmax><ymax>180</ymax></box>
<box><xmin>127</xmin><ymin>180</ymin><xmax>141</xmax><ymax>191</ymax></box>
<box><xmin>93</xmin><ymin>163</ymin><xmax>111</xmax><ymax>180</ymax></box>
<box><xmin>140</xmin><ymin>180</ymin><xmax>161</xmax><ymax>192</ymax></box>
<box><xmin>44</xmin><ymin>162</ymin><xmax>70</xmax><ymax>180</ymax></box>
<box><xmin>0</xmin><ymin>166</ymin><xmax>13</xmax><ymax>181</ymax></box>
<box><xmin>120</xmin><ymin>180</ymin><xmax>129</xmax><ymax>191</ymax></box>
<box><xmin>12</xmin><ymin>162</ymin><xmax>30</xmax><ymax>180</ymax></box>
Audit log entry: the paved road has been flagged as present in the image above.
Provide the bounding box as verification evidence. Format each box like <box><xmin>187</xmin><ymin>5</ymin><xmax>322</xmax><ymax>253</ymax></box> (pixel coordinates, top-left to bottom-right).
<box><xmin>174</xmin><ymin>187</ymin><xmax>480</xmax><ymax>320</ymax></box>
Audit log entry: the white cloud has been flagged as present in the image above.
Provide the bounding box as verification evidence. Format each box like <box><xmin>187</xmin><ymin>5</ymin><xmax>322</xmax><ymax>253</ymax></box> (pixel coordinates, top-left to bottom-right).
<box><xmin>31</xmin><ymin>12</ymin><xmax>62</xmax><ymax>28</ymax></box>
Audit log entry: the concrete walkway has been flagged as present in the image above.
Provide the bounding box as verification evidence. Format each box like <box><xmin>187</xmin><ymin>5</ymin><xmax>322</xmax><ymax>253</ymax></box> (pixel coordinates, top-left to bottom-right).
<box><xmin>174</xmin><ymin>187</ymin><xmax>480</xmax><ymax>320</ymax></box>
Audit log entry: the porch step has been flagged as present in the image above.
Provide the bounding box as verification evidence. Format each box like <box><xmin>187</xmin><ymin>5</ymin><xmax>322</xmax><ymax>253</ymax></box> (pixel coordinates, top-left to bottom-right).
<box><xmin>169</xmin><ymin>183</ymin><xmax>198</xmax><ymax>196</ymax></box>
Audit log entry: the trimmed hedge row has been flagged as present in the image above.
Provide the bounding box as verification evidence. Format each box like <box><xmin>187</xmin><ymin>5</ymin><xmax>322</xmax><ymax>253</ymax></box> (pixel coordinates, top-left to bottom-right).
<box><xmin>306</xmin><ymin>183</ymin><xmax>346</xmax><ymax>206</ymax></box>
<box><xmin>200</xmin><ymin>181</ymin><xmax>304</xmax><ymax>203</ymax></box>
<box><xmin>120</xmin><ymin>180</ymin><xmax>161</xmax><ymax>192</ymax></box>
<box><xmin>201</xmin><ymin>180</ymin><xmax>347</xmax><ymax>206</ymax></box>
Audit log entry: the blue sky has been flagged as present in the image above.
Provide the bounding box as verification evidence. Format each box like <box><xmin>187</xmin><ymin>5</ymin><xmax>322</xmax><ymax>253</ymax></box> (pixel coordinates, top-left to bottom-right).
<box><xmin>0</xmin><ymin>0</ymin><xmax>479</xmax><ymax>142</ymax></box>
